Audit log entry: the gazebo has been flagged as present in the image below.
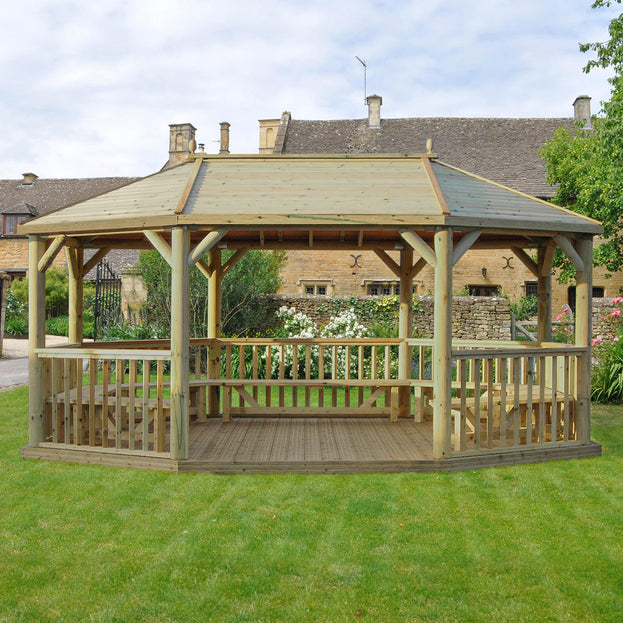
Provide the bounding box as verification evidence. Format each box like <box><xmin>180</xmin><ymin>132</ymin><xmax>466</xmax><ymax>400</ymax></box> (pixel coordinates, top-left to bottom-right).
<box><xmin>20</xmin><ymin>153</ymin><xmax>602</xmax><ymax>472</ymax></box>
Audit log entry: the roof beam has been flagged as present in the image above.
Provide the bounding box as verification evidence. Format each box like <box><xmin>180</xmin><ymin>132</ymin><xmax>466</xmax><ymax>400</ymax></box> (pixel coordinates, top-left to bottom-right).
<box><xmin>511</xmin><ymin>247</ymin><xmax>538</xmax><ymax>277</ymax></box>
<box><xmin>452</xmin><ymin>229</ymin><xmax>482</xmax><ymax>266</ymax></box>
<box><xmin>555</xmin><ymin>234</ymin><xmax>584</xmax><ymax>272</ymax></box>
<box><xmin>374</xmin><ymin>249</ymin><xmax>401</xmax><ymax>278</ymax></box>
<box><xmin>144</xmin><ymin>231</ymin><xmax>173</xmax><ymax>267</ymax></box>
<box><xmin>409</xmin><ymin>257</ymin><xmax>428</xmax><ymax>280</ymax></box>
<box><xmin>188</xmin><ymin>228</ymin><xmax>228</xmax><ymax>267</ymax></box>
<box><xmin>399</xmin><ymin>228</ymin><xmax>437</xmax><ymax>267</ymax></box>
<box><xmin>175</xmin><ymin>157</ymin><xmax>202</xmax><ymax>215</ymax></box>
<box><xmin>38</xmin><ymin>235</ymin><xmax>67</xmax><ymax>273</ymax></box>
<box><xmin>222</xmin><ymin>247</ymin><xmax>249</xmax><ymax>276</ymax></box>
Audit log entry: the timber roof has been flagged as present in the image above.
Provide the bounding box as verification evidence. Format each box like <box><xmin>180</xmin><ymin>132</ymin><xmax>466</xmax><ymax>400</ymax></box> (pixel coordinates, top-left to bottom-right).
<box><xmin>275</xmin><ymin>116</ymin><xmax>576</xmax><ymax>198</ymax></box>
<box><xmin>20</xmin><ymin>154</ymin><xmax>602</xmax><ymax>247</ymax></box>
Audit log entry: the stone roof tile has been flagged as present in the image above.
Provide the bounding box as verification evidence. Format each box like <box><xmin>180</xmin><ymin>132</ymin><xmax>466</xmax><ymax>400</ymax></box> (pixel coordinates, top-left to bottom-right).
<box><xmin>279</xmin><ymin>117</ymin><xmax>576</xmax><ymax>198</ymax></box>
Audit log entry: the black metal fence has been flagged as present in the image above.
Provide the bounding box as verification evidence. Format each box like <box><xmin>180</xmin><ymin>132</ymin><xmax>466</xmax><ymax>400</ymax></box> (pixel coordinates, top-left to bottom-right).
<box><xmin>93</xmin><ymin>260</ymin><xmax>121</xmax><ymax>341</ymax></box>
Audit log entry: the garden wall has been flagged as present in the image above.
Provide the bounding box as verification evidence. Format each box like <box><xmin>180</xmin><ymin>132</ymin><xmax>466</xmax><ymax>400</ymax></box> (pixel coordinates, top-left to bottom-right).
<box><xmin>593</xmin><ymin>297</ymin><xmax>620</xmax><ymax>339</ymax></box>
<box><xmin>264</xmin><ymin>295</ymin><xmax>513</xmax><ymax>340</ymax></box>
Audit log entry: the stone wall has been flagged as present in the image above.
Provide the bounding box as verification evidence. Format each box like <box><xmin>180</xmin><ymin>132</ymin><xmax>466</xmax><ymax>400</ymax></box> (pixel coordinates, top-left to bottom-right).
<box><xmin>593</xmin><ymin>297</ymin><xmax>621</xmax><ymax>340</ymax></box>
<box><xmin>265</xmin><ymin>294</ymin><xmax>512</xmax><ymax>340</ymax></box>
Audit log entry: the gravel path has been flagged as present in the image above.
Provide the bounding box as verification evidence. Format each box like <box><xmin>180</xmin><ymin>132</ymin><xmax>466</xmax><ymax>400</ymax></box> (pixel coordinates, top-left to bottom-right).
<box><xmin>0</xmin><ymin>336</ymin><xmax>74</xmax><ymax>391</ymax></box>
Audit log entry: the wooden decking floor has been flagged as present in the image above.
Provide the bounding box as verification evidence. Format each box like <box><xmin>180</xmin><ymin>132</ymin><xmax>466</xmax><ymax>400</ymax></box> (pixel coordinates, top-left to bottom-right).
<box><xmin>183</xmin><ymin>418</ymin><xmax>435</xmax><ymax>473</ymax></box>
<box><xmin>21</xmin><ymin>418</ymin><xmax>602</xmax><ymax>474</ymax></box>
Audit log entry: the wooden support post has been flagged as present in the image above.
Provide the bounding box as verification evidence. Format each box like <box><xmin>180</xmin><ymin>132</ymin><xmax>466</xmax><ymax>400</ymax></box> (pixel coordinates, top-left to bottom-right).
<box><xmin>66</xmin><ymin>247</ymin><xmax>84</xmax><ymax>343</ymax></box>
<box><xmin>398</xmin><ymin>247</ymin><xmax>413</xmax><ymax>418</ymax></box>
<box><xmin>28</xmin><ymin>236</ymin><xmax>47</xmax><ymax>447</ymax></box>
<box><xmin>207</xmin><ymin>247</ymin><xmax>222</xmax><ymax>416</ymax></box>
<box><xmin>537</xmin><ymin>243</ymin><xmax>555</xmax><ymax>343</ymax></box>
<box><xmin>170</xmin><ymin>227</ymin><xmax>190</xmax><ymax>459</ymax></box>
<box><xmin>433</xmin><ymin>228</ymin><xmax>453</xmax><ymax>459</ymax></box>
<box><xmin>575</xmin><ymin>236</ymin><xmax>593</xmax><ymax>444</ymax></box>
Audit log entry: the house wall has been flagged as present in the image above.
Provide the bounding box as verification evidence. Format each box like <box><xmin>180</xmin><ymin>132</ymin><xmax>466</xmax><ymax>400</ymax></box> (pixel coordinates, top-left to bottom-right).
<box><xmin>278</xmin><ymin>247</ymin><xmax>623</xmax><ymax>318</ymax></box>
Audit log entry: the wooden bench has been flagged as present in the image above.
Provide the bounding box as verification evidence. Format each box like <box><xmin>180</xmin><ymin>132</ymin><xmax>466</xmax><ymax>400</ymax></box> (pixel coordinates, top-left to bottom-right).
<box><xmin>200</xmin><ymin>378</ymin><xmax>413</xmax><ymax>422</ymax></box>
<box><xmin>450</xmin><ymin>386</ymin><xmax>571</xmax><ymax>446</ymax></box>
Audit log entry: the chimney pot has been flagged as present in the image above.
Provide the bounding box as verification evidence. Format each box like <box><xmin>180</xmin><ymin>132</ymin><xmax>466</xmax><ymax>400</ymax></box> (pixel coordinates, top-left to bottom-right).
<box><xmin>573</xmin><ymin>95</ymin><xmax>592</xmax><ymax>129</ymax></box>
<box><xmin>219</xmin><ymin>122</ymin><xmax>230</xmax><ymax>154</ymax></box>
<box><xmin>21</xmin><ymin>172</ymin><xmax>38</xmax><ymax>185</ymax></box>
<box><xmin>366</xmin><ymin>94</ymin><xmax>382</xmax><ymax>129</ymax></box>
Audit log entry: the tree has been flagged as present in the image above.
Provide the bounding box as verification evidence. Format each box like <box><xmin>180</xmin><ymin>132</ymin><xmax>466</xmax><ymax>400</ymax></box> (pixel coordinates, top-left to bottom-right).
<box><xmin>137</xmin><ymin>249</ymin><xmax>286</xmax><ymax>337</ymax></box>
<box><xmin>540</xmin><ymin>0</ymin><xmax>623</xmax><ymax>280</ymax></box>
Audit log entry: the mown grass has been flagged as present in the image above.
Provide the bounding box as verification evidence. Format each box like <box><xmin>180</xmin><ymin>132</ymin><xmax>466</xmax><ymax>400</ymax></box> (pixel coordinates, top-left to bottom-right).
<box><xmin>1</xmin><ymin>386</ymin><xmax>622</xmax><ymax>622</ymax></box>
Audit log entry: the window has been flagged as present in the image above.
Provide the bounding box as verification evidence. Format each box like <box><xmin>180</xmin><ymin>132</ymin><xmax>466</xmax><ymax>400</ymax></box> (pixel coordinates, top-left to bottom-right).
<box><xmin>525</xmin><ymin>282</ymin><xmax>538</xmax><ymax>298</ymax></box>
<box><xmin>365</xmin><ymin>280</ymin><xmax>401</xmax><ymax>296</ymax></box>
<box><xmin>300</xmin><ymin>280</ymin><xmax>332</xmax><ymax>296</ymax></box>
<box><xmin>467</xmin><ymin>285</ymin><xmax>502</xmax><ymax>297</ymax></box>
<box><xmin>568</xmin><ymin>286</ymin><xmax>605</xmax><ymax>311</ymax></box>
<box><xmin>2</xmin><ymin>214</ymin><xmax>29</xmax><ymax>236</ymax></box>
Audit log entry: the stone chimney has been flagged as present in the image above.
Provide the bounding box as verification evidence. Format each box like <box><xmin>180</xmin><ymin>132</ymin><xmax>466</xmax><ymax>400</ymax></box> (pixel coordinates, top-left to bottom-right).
<box><xmin>573</xmin><ymin>95</ymin><xmax>592</xmax><ymax>129</ymax></box>
<box><xmin>366</xmin><ymin>94</ymin><xmax>382</xmax><ymax>129</ymax></box>
<box><xmin>219</xmin><ymin>122</ymin><xmax>230</xmax><ymax>154</ymax></box>
<box><xmin>167</xmin><ymin>123</ymin><xmax>197</xmax><ymax>167</ymax></box>
<box><xmin>259</xmin><ymin>119</ymin><xmax>281</xmax><ymax>154</ymax></box>
<box><xmin>21</xmin><ymin>172</ymin><xmax>38</xmax><ymax>185</ymax></box>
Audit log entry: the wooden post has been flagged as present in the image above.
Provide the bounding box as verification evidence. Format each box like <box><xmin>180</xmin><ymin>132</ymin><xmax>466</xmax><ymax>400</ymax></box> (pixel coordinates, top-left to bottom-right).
<box><xmin>398</xmin><ymin>246</ymin><xmax>413</xmax><ymax>418</ymax></box>
<box><xmin>28</xmin><ymin>236</ymin><xmax>47</xmax><ymax>447</ymax></box>
<box><xmin>207</xmin><ymin>247</ymin><xmax>222</xmax><ymax>416</ymax></box>
<box><xmin>66</xmin><ymin>247</ymin><xmax>84</xmax><ymax>343</ymax></box>
<box><xmin>433</xmin><ymin>228</ymin><xmax>453</xmax><ymax>459</ymax></box>
<box><xmin>574</xmin><ymin>235</ymin><xmax>593</xmax><ymax>444</ymax></box>
<box><xmin>170</xmin><ymin>227</ymin><xmax>190</xmax><ymax>459</ymax></box>
<box><xmin>537</xmin><ymin>243</ymin><xmax>554</xmax><ymax>343</ymax></box>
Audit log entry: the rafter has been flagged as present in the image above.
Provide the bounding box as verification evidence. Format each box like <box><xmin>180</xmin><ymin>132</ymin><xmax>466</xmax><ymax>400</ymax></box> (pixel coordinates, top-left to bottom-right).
<box><xmin>399</xmin><ymin>229</ymin><xmax>437</xmax><ymax>267</ymax></box>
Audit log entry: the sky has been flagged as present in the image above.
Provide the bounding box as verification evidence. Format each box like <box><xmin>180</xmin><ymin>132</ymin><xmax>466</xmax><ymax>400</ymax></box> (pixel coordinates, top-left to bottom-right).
<box><xmin>0</xmin><ymin>0</ymin><xmax>620</xmax><ymax>179</ymax></box>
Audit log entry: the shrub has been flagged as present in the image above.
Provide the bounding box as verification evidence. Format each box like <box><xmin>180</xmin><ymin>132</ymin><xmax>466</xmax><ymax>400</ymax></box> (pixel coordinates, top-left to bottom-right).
<box><xmin>45</xmin><ymin>316</ymin><xmax>69</xmax><ymax>336</ymax></box>
<box><xmin>4</xmin><ymin>317</ymin><xmax>27</xmax><ymax>336</ymax></box>
<box><xmin>510</xmin><ymin>295</ymin><xmax>538</xmax><ymax>321</ymax></box>
<box><xmin>592</xmin><ymin>296</ymin><xmax>623</xmax><ymax>402</ymax></box>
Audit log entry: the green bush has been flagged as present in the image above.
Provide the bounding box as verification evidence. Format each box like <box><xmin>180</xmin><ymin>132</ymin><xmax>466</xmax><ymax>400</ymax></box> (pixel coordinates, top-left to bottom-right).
<box><xmin>45</xmin><ymin>316</ymin><xmax>69</xmax><ymax>336</ymax></box>
<box><xmin>4</xmin><ymin>317</ymin><xmax>27</xmax><ymax>336</ymax></box>
<box><xmin>592</xmin><ymin>337</ymin><xmax>623</xmax><ymax>403</ymax></box>
<box><xmin>510</xmin><ymin>295</ymin><xmax>538</xmax><ymax>321</ymax></box>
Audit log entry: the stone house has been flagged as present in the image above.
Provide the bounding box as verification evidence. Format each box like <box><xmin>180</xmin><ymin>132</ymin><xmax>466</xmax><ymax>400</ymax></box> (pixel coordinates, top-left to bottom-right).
<box><xmin>0</xmin><ymin>125</ymin><xmax>197</xmax><ymax>283</ymax></box>
<box><xmin>259</xmin><ymin>95</ymin><xmax>613</xmax><ymax>313</ymax></box>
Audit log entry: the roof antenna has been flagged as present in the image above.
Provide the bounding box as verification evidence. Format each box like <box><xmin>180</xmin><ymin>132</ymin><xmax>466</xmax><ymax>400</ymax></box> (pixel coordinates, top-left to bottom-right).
<box><xmin>355</xmin><ymin>56</ymin><xmax>367</xmax><ymax>104</ymax></box>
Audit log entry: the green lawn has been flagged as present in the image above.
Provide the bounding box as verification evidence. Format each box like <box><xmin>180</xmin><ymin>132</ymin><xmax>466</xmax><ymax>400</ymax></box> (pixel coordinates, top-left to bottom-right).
<box><xmin>1</xmin><ymin>387</ymin><xmax>622</xmax><ymax>622</ymax></box>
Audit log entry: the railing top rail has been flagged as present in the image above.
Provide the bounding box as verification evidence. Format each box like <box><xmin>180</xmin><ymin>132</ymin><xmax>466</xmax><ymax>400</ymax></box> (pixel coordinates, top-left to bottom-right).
<box><xmin>35</xmin><ymin>347</ymin><xmax>172</xmax><ymax>360</ymax></box>
<box><xmin>452</xmin><ymin>345</ymin><xmax>587</xmax><ymax>359</ymax></box>
<box><xmin>193</xmin><ymin>337</ymin><xmax>403</xmax><ymax>346</ymax></box>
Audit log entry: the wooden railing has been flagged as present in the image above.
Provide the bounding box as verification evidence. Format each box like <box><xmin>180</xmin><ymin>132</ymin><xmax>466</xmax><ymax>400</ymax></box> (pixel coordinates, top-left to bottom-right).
<box><xmin>448</xmin><ymin>343</ymin><xmax>585</xmax><ymax>454</ymax></box>
<box><xmin>189</xmin><ymin>338</ymin><xmax>410</xmax><ymax>418</ymax></box>
<box><xmin>32</xmin><ymin>338</ymin><xmax>587</xmax><ymax>458</ymax></box>
<box><xmin>36</xmin><ymin>343</ymin><xmax>172</xmax><ymax>454</ymax></box>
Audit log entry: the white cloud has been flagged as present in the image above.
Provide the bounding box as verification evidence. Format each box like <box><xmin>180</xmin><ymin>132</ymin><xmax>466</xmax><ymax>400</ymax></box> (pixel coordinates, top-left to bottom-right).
<box><xmin>0</xmin><ymin>0</ymin><xmax>619</xmax><ymax>178</ymax></box>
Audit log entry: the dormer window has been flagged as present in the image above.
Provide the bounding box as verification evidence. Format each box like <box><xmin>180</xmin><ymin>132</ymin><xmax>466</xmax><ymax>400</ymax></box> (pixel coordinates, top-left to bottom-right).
<box><xmin>2</xmin><ymin>202</ymin><xmax>37</xmax><ymax>236</ymax></box>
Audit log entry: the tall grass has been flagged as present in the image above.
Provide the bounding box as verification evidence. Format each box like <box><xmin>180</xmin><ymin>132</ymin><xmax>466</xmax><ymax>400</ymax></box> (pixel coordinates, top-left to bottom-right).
<box><xmin>1</xmin><ymin>387</ymin><xmax>622</xmax><ymax>622</ymax></box>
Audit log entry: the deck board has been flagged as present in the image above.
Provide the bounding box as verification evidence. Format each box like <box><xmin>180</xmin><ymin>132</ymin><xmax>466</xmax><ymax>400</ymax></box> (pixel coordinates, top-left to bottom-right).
<box><xmin>21</xmin><ymin>417</ymin><xmax>601</xmax><ymax>474</ymax></box>
<box><xmin>189</xmin><ymin>418</ymin><xmax>435</xmax><ymax>465</ymax></box>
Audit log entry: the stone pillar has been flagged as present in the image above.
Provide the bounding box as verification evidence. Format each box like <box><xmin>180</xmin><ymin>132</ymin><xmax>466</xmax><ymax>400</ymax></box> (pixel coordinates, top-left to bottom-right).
<box><xmin>0</xmin><ymin>271</ymin><xmax>10</xmax><ymax>358</ymax></box>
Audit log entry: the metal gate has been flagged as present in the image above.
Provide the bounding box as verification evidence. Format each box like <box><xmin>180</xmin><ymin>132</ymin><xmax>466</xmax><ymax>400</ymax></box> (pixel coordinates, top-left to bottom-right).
<box><xmin>93</xmin><ymin>260</ymin><xmax>121</xmax><ymax>341</ymax></box>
